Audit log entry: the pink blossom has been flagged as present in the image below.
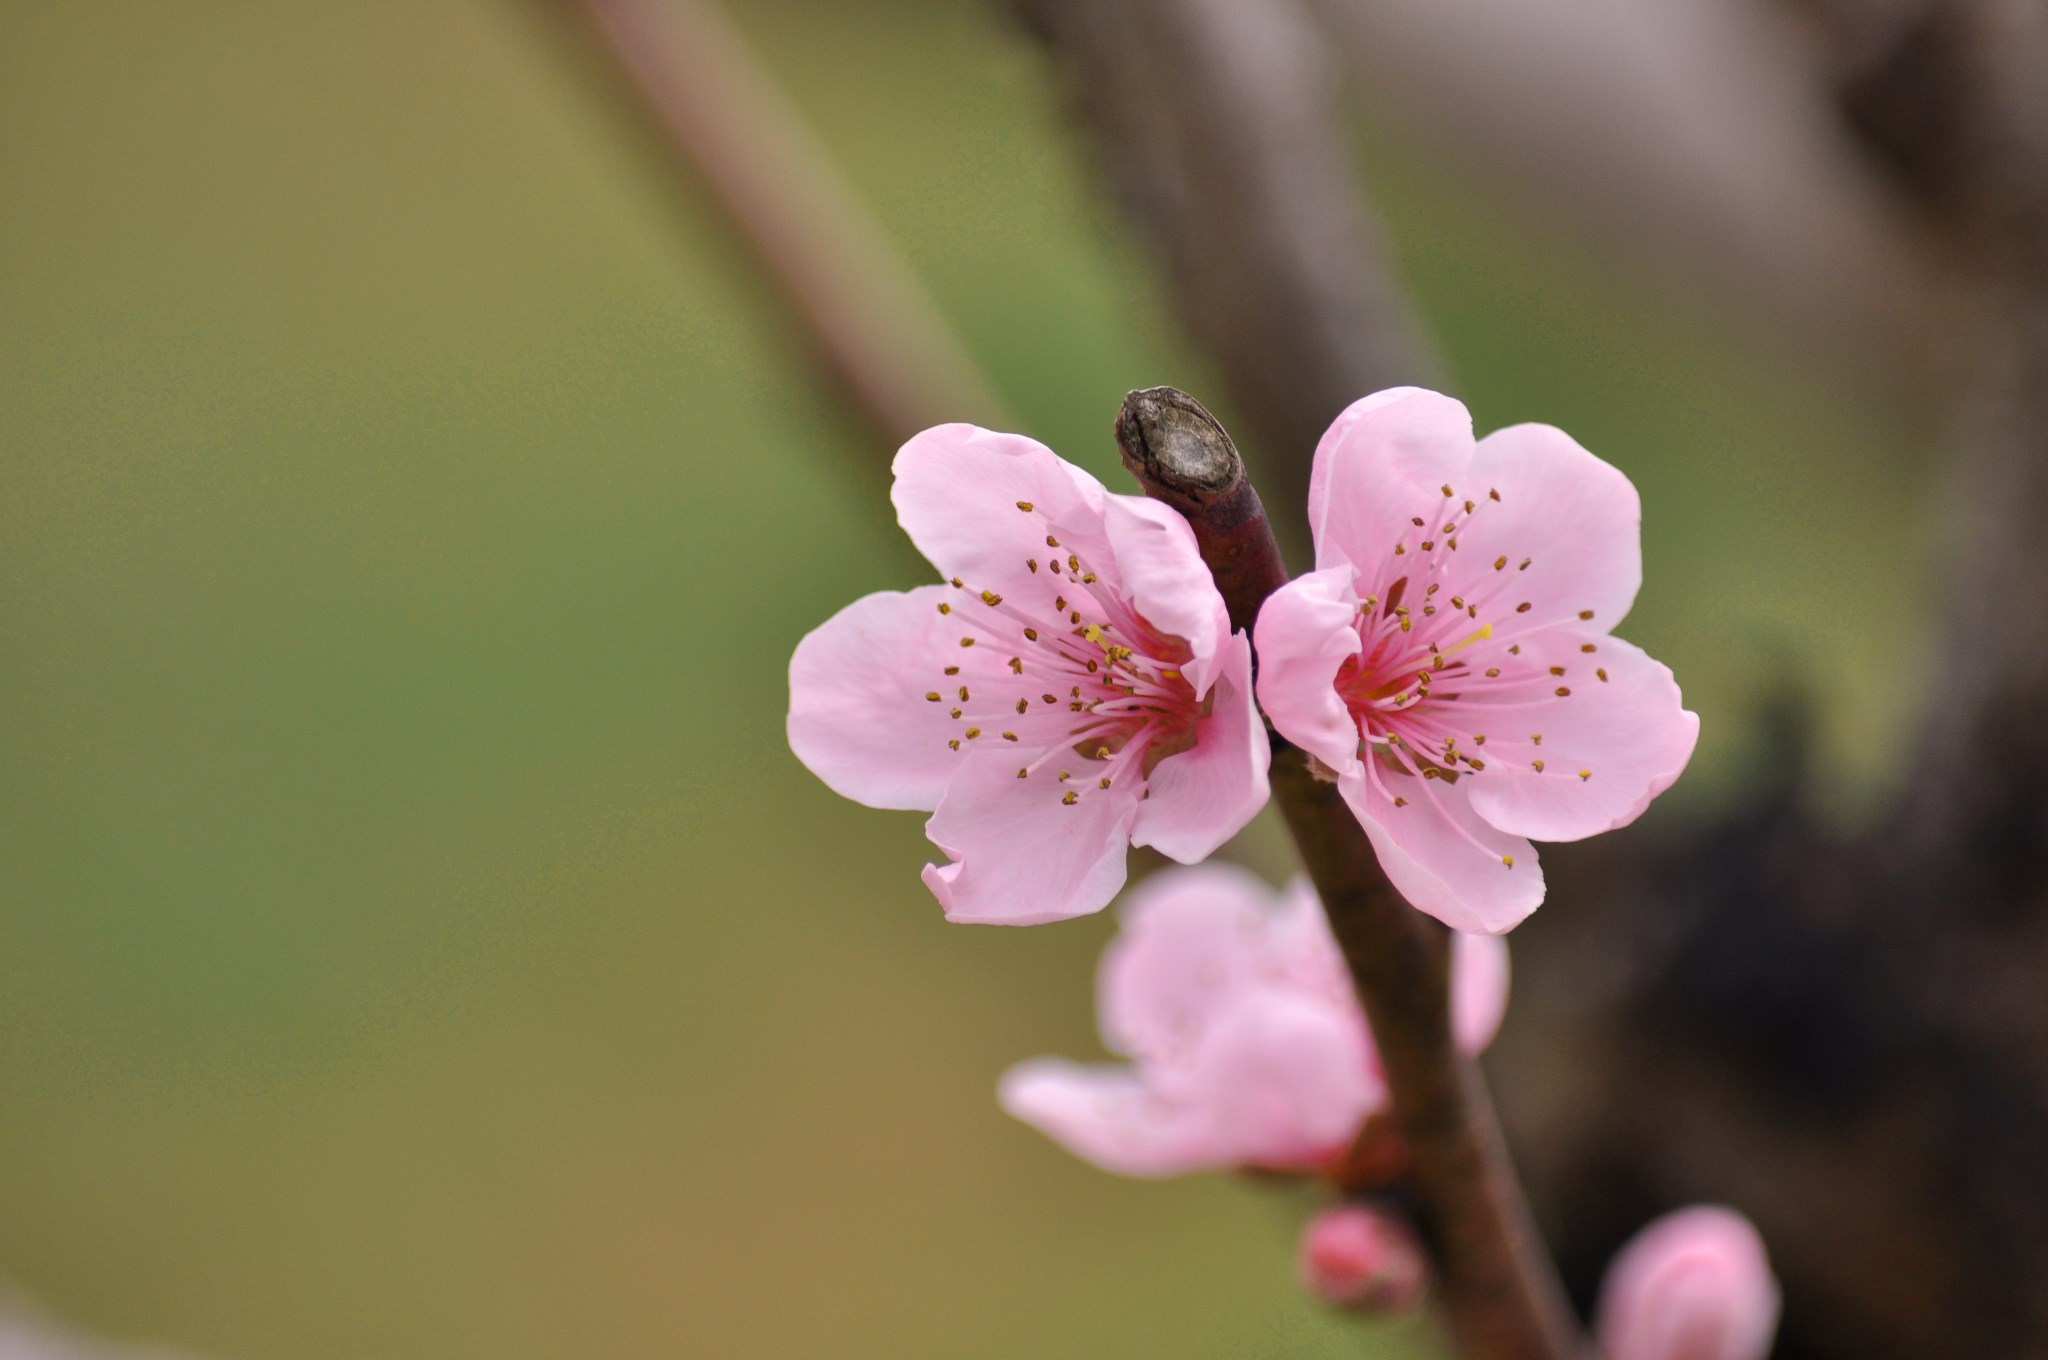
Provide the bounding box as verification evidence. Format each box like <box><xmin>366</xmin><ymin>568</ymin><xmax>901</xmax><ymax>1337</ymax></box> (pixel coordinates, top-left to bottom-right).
<box><xmin>1298</xmin><ymin>1203</ymin><xmax>1431</xmax><ymax>1313</ymax></box>
<box><xmin>788</xmin><ymin>425</ymin><xmax>1269</xmax><ymax>925</ymax></box>
<box><xmin>998</xmin><ymin>864</ymin><xmax>1509</xmax><ymax>1176</ymax></box>
<box><xmin>1596</xmin><ymin>1206</ymin><xmax>1780</xmax><ymax>1360</ymax></box>
<box><xmin>1253</xmin><ymin>389</ymin><xmax>1698</xmax><ymax>933</ymax></box>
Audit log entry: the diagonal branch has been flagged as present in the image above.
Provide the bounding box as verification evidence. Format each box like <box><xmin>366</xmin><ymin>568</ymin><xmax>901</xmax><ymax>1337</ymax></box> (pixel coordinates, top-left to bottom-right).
<box><xmin>1117</xmin><ymin>386</ymin><xmax>1583</xmax><ymax>1360</ymax></box>
<box><xmin>563</xmin><ymin>0</ymin><xmax>1012</xmax><ymax>453</ymax></box>
<box><xmin>1014</xmin><ymin>0</ymin><xmax>1440</xmax><ymax>538</ymax></box>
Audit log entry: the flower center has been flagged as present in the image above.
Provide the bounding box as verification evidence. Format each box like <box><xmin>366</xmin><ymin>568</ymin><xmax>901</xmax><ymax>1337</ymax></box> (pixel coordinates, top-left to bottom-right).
<box><xmin>925</xmin><ymin>517</ymin><xmax>1201</xmax><ymax>806</ymax></box>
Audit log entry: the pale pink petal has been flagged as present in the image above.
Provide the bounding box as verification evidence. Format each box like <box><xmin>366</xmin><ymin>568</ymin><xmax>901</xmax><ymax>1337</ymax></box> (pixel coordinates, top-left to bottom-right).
<box><xmin>1184</xmin><ymin>990</ymin><xmax>1382</xmax><ymax>1168</ymax></box>
<box><xmin>1308</xmin><ymin>389</ymin><xmax>1477</xmax><ymax>575</ymax></box>
<box><xmin>1100</xmin><ymin>492</ymin><xmax>1233</xmax><ymax>693</ymax></box>
<box><xmin>1597</xmin><ymin>1206</ymin><xmax>1781</xmax><ymax>1360</ymax></box>
<box><xmin>1097</xmin><ymin>862</ymin><xmax>1274</xmax><ymax>1059</ymax></box>
<box><xmin>921</xmin><ymin>755</ymin><xmax>1137</xmax><ymax>925</ymax></box>
<box><xmin>1456</xmin><ymin>422</ymin><xmax>1643</xmax><ymax>636</ymax></box>
<box><xmin>787</xmin><ymin>585</ymin><xmax>965</xmax><ymax>811</ymax></box>
<box><xmin>1451</xmin><ymin>931</ymin><xmax>1512</xmax><ymax>1055</ymax></box>
<box><xmin>1132</xmin><ymin>633</ymin><xmax>1271</xmax><ymax>863</ymax></box>
<box><xmin>1254</xmin><ymin>566</ymin><xmax>1367</xmax><ymax>776</ymax></box>
<box><xmin>1338</xmin><ymin>768</ymin><xmax>1543</xmax><ymax>934</ymax></box>
<box><xmin>998</xmin><ymin>1060</ymin><xmax>1220</xmax><ymax>1178</ymax></box>
<box><xmin>1264</xmin><ymin>875</ymin><xmax>1358</xmax><ymax>1010</ymax></box>
<box><xmin>1465</xmin><ymin>631</ymin><xmax>1699</xmax><ymax>844</ymax></box>
<box><xmin>891</xmin><ymin>424</ymin><xmax>1108</xmax><ymax>586</ymax></box>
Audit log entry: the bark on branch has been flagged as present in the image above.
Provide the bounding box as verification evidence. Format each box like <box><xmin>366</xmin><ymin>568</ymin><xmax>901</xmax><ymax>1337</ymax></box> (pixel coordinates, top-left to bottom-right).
<box><xmin>1116</xmin><ymin>387</ymin><xmax>1583</xmax><ymax>1360</ymax></box>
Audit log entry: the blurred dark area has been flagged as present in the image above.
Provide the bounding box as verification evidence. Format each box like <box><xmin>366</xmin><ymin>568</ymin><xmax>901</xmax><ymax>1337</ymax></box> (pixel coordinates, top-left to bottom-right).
<box><xmin>3</xmin><ymin>1</ymin><xmax>2044</xmax><ymax>1357</ymax></box>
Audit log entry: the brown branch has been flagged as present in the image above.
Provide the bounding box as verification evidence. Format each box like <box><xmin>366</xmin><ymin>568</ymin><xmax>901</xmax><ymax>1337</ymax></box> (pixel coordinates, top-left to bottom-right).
<box><xmin>1015</xmin><ymin>0</ymin><xmax>1440</xmax><ymax>540</ymax></box>
<box><xmin>563</xmin><ymin>0</ymin><xmax>1012</xmax><ymax>452</ymax></box>
<box><xmin>1116</xmin><ymin>387</ymin><xmax>1583</xmax><ymax>1360</ymax></box>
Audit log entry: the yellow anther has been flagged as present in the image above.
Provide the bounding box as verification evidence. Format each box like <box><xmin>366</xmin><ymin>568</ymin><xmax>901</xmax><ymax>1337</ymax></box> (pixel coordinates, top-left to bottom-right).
<box><xmin>965</xmin><ymin>727</ymin><xmax>981</xmax><ymax>739</ymax></box>
<box><xmin>951</xmin><ymin>577</ymin><xmax>964</xmax><ymax>588</ymax></box>
<box><xmin>1411</xmin><ymin>516</ymin><xmax>1425</xmax><ymax>527</ymax></box>
<box><xmin>1008</xmin><ymin>657</ymin><xmax>1023</xmax><ymax>674</ymax></box>
<box><xmin>1016</xmin><ymin>500</ymin><xmax>1034</xmax><ymax>512</ymax></box>
<box><xmin>1098</xmin><ymin>777</ymin><xmax>1112</xmax><ymax>789</ymax></box>
<box><xmin>1448</xmin><ymin>537</ymin><xmax>1458</xmax><ymax>550</ymax></box>
<box><xmin>1549</xmin><ymin>666</ymin><xmax>1566</xmax><ymax>676</ymax></box>
<box><xmin>1083</xmin><ymin>624</ymin><xmax>1105</xmax><ymax>644</ymax></box>
<box><xmin>1579</xmin><ymin>609</ymin><xmax>1595</xmax><ymax>620</ymax></box>
<box><xmin>1532</xmin><ymin>759</ymin><xmax>1545</xmax><ymax>772</ymax></box>
<box><xmin>1494</xmin><ymin>556</ymin><xmax>1508</xmax><ymax>570</ymax></box>
<box><xmin>1395</xmin><ymin>544</ymin><xmax>1406</xmax><ymax>555</ymax></box>
<box><xmin>944</xmin><ymin>665</ymin><xmax>960</xmax><ymax>676</ymax></box>
<box><xmin>1485</xmin><ymin>667</ymin><xmax>1500</xmax><ymax>677</ymax></box>
<box><xmin>1508</xmin><ymin>645</ymin><xmax>1521</xmax><ymax>655</ymax></box>
<box><xmin>1531</xmin><ymin>732</ymin><xmax>1542</xmax><ymax>744</ymax></box>
<box><xmin>1555</xmin><ymin>686</ymin><xmax>1571</xmax><ymax>697</ymax></box>
<box><xmin>959</xmin><ymin>686</ymin><xmax>970</xmax><ymax>700</ymax></box>
<box><xmin>1441</xmin><ymin>484</ymin><xmax>1454</xmax><ymax>497</ymax></box>
<box><xmin>937</xmin><ymin>602</ymin><xmax>951</xmax><ymax>614</ymax></box>
<box><xmin>1463</xmin><ymin>499</ymin><xmax>1475</xmax><ymax>513</ymax></box>
<box><xmin>926</xmin><ymin>692</ymin><xmax>942</xmax><ymax>702</ymax></box>
<box><xmin>1581</xmin><ymin>643</ymin><xmax>1597</xmax><ymax>653</ymax></box>
<box><xmin>1578</xmin><ymin>769</ymin><xmax>1592</xmax><ymax>781</ymax></box>
<box><xmin>1082</xmin><ymin>572</ymin><xmax>1097</xmax><ymax>583</ymax></box>
<box><xmin>950</xmin><ymin>708</ymin><xmax>962</xmax><ymax>719</ymax></box>
<box><xmin>1016</xmin><ymin>768</ymin><xmax>1028</xmax><ymax>779</ymax></box>
<box><xmin>1519</xmin><ymin>558</ymin><xmax>1532</xmax><ymax>570</ymax></box>
<box><xmin>1058</xmin><ymin>770</ymin><xmax>1071</xmax><ymax>781</ymax></box>
<box><xmin>1394</xmin><ymin>796</ymin><xmax>1408</xmax><ymax>807</ymax></box>
<box><xmin>1474</xmin><ymin>734</ymin><xmax>1486</xmax><ymax>745</ymax></box>
<box><xmin>960</xmin><ymin>637</ymin><xmax>975</xmax><ymax>647</ymax></box>
<box><xmin>1399</xmin><ymin>617</ymin><xmax>1412</xmax><ymax>632</ymax></box>
<box><xmin>1422</xmin><ymin>540</ymin><xmax>1435</xmax><ymax>551</ymax></box>
<box><xmin>1045</xmin><ymin>535</ymin><xmax>1059</xmax><ymax>548</ymax></box>
<box><xmin>1015</xmin><ymin>699</ymin><xmax>1028</xmax><ymax>714</ymax></box>
<box><xmin>982</xmin><ymin>591</ymin><xmax>1002</xmax><ymax>607</ymax></box>
<box><xmin>1003</xmin><ymin>731</ymin><xmax>1018</xmax><ymax>742</ymax></box>
<box><xmin>1597</xmin><ymin>668</ymin><xmax>1609</xmax><ymax>682</ymax></box>
<box><xmin>1027</xmin><ymin>559</ymin><xmax>1038</xmax><ymax>573</ymax></box>
<box><xmin>1501</xmin><ymin>854</ymin><xmax>1514</xmax><ymax>867</ymax></box>
<box><xmin>1489</xmin><ymin>488</ymin><xmax>1501</xmax><ymax>501</ymax></box>
<box><xmin>1061</xmin><ymin>790</ymin><xmax>1078</xmax><ymax>805</ymax></box>
<box><xmin>1516</xmin><ymin>602</ymin><xmax>1532</xmax><ymax>613</ymax></box>
<box><xmin>1024</xmin><ymin>627</ymin><xmax>1038</xmax><ymax>641</ymax></box>
<box><xmin>948</xmin><ymin>739</ymin><xmax>961</xmax><ymax>750</ymax></box>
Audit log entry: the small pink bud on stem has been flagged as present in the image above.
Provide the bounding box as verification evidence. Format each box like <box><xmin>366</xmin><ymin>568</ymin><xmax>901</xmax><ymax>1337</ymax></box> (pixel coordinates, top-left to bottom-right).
<box><xmin>1298</xmin><ymin>1203</ymin><xmax>1431</xmax><ymax>1314</ymax></box>
<box><xmin>1595</xmin><ymin>1206</ymin><xmax>1780</xmax><ymax>1360</ymax></box>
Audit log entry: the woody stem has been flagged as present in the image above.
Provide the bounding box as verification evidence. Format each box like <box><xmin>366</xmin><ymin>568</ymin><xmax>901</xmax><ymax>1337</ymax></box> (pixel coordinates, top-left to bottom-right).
<box><xmin>1116</xmin><ymin>387</ymin><xmax>1584</xmax><ymax>1360</ymax></box>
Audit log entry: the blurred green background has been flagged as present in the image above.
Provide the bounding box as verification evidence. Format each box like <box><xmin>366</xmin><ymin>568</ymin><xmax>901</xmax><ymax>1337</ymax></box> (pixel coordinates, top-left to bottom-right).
<box><xmin>0</xmin><ymin>3</ymin><xmax>1922</xmax><ymax>1357</ymax></box>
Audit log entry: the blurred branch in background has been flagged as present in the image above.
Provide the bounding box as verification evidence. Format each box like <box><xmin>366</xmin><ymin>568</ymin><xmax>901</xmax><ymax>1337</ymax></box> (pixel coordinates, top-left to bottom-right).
<box><xmin>1303</xmin><ymin>0</ymin><xmax>1943</xmax><ymax>381</ymax></box>
<box><xmin>1009</xmin><ymin>0</ymin><xmax>1442</xmax><ymax>547</ymax></box>
<box><xmin>563</xmin><ymin>0</ymin><xmax>1013</xmax><ymax>454</ymax></box>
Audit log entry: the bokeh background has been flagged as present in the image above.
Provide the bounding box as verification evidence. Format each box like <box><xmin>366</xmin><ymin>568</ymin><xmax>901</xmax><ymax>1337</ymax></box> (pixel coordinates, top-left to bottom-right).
<box><xmin>1</xmin><ymin>3</ymin><xmax>1929</xmax><ymax>1357</ymax></box>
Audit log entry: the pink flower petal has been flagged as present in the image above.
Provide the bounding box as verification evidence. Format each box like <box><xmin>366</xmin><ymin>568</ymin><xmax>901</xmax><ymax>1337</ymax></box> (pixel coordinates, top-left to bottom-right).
<box><xmin>1597</xmin><ymin>1206</ymin><xmax>1780</xmax><ymax>1360</ymax></box>
<box><xmin>1455</xmin><ymin>422</ymin><xmax>1643</xmax><ymax>636</ymax></box>
<box><xmin>998</xmin><ymin>1060</ymin><xmax>1220</xmax><ymax>1178</ymax></box>
<box><xmin>1097</xmin><ymin>862</ymin><xmax>1274</xmax><ymax>1059</ymax></box>
<box><xmin>1308</xmin><ymin>388</ymin><xmax>1478</xmax><ymax>575</ymax></box>
<box><xmin>1267</xmin><ymin>874</ymin><xmax>1359</xmax><ymax>1011</ymax></box>
<box><xmin>786</xmin><ymin>585</ymin><xmax>969</xmax><ymax>811</ymax></box>
<box><xmin>1132</xmin><ymin>633</ymin><xmax>1271</xmax><ymax>863</ymax></box>
<box><xmin>1338</xmin><ymin>767</ymin><xmax>1543</xmax><ymax>934</ymax></box>
<box><xmin>1186</xmin><ymin>989</ymin><xmax>1382</xmax><ymax>1167</ymax></box>
<box><xmin>891</xmin><ymin>424</ymin><xmax>1107</xmax><ymax>587</ymax></box>
<box><xmin>1464</xmin><ymin>631</ymin><xmax>1699</xmax><ymax>844</ymax></box>
<box><xmin>1101</xmin><ymin>493</ymin><xmax>1233</xmax><ymax>693</ymax></box>
<box><xmin>1253</xmin><ymin>566</ymin><xmax>1368</xmax><ymax>776</ymax></box>
<box><xmin>1451</xmin><ymin>930</ymin><xmax>1512</xmax><ymax>1054</ymax></box>
<box><xmin>921</xmin><ymin>754</ymin><xmax>1138</xmax><ymax>925</ymax></box>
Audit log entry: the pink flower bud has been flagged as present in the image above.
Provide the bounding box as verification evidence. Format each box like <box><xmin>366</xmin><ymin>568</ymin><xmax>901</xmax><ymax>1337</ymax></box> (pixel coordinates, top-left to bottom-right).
<box><xmin>1596</xmin><ymin>1206</ymin><xmax>1780</xmax><ymax>1360</ymax></box>
<box><xmin>1298</xmin><ymin>1203</ymin><xmax>1430</xmax><ymax>1314</ymax></box>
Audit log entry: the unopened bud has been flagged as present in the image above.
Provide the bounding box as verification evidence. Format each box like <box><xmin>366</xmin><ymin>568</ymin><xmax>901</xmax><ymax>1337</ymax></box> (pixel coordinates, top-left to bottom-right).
<box><xmin>1596</xmin><ymin>1206</ymin><xmax>1780</xmax><ymax>1360</ymax></box>
<box><xmin>1298</xmin><ymin>1203</ymin><xmax>1430</xmax><ymax>1314</ymax></box>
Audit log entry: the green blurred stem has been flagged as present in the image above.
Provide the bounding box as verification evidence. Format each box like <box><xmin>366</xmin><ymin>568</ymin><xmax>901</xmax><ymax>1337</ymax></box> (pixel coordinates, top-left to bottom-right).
<box><xmin>1117</xmin><ymin>387</ymin><xmax>1583</xmax><ymax>1360</ymax></box>
<box><xmin>565</xmin><ymin>0</ymin><xmax>1012</xmax><ymax>451</ymax></box>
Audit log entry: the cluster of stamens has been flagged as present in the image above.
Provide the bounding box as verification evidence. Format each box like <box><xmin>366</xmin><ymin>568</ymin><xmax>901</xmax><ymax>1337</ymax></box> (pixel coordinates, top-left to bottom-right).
<box><xmin>1335</xmin><ymin>483</ymin><xmax>1606</xmax><ymax>867</ymax></box>
<box><xmin>924</xmin><ymin>502</ymin><xmax>1202</xmax><ymax>807</ymax></box>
